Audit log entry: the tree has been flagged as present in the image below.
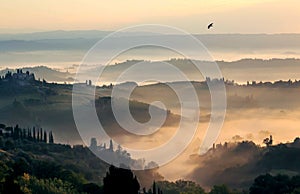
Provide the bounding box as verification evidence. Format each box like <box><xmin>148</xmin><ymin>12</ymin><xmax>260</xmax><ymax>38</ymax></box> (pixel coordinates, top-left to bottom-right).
<box><xmin>37</xmin><ymin>130</ymin><xmax>40</xmax><ymax>142</ymax></box>
<box><xmin>33</xmin><ymin>127</ymin><xmax>36</xmax><ymax>141</ymax></box>
<box><xmin>0</xmin><ymin>136</ymin><xmax>4</xmax><ymax>147</ymax></box>
<box><xmin>13</xmin><ymin>125</ymin><xmax>20</xmax><ymax>139</ymax></box>
<box><xmin>27</xmin><ymin>129</ymin><xmax>31</xmax><ymax>139</ymax></box>
<box><xmin>209</xmin><ymin>184</ymin><xmax>231</xmax><ymax>194</ymax></box>
<box><xmin>156</xmin><ymin>180</ymin><xmax>205</xmax><ymax>194</ymax></box>
<box><xmin>59</xmin><ymin>169</ymin><xmax>86</xmax><ymax>191</ymax></box>
<box><xmin>0</xmin><ymin>124</ymin><xmax>6</xmax><ymax>130</ymax></box>
<box><xmin>13</xmin><ymin>158</ymin><xmax>30</xmax><ymax>177</ymax></box>
<box><xmin>103</xmin><ymin>165</ymin><xmax>140</xmax><ymax>194</ymax></box>
<box><xmin>49</xmin><ymin>131</ymin><xmax>54</xmax><ymax>144</ymax></box>
<box><xmin>18</xmin><ymin>173</ymin><xmax>82</xmax><ymax>194</ymax></box>
<box><xmin>153</xmin><ymin>181</ymin><xmax>157</xmax><ymax>194</ymax></box>
<box><xmin>82</xmin><ymin>183</ymin><xmax>103</xmax><ymax>194</ymax></box>
<box><xmin>43</xmin><ymin>131</ymin><xmax>47</xmax><ymax>143</ymax></box>
<box><xmin>40</xmin><ymin>128</ymin><xmax>43</xmax><ymax>141</ymax></box>
<box><xmin>22</xmin><ymin>128</ymin><xmax>26</xmax><ymax>139</ymax></box>
<box><xmin>250</xmin><ymin>174</ymin><xmax>292</xmax><ymax>194</ymax></box>
<box><xmin>263</xmin><ymin>135</ymin><xmax>273</xmax><ymax>147</ymax></box>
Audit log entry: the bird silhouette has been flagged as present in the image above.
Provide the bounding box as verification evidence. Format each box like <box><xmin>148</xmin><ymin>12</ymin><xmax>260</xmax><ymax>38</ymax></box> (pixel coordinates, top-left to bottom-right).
<box><xmin>208</xmin><ymin>23</ymin><xmax>213</xmax><ymax>29</ymax></box>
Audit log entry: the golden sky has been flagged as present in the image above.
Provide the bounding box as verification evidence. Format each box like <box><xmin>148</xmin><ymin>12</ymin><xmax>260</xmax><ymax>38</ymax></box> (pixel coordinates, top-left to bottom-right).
<box><xmin>1</xmin><ymin>0</ymin><xmax>300</xmax><ymax>33</ymax></box>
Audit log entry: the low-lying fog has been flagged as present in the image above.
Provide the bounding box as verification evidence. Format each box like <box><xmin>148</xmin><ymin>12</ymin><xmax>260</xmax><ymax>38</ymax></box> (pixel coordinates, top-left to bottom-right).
<box><xmin>125</xmin><ymin>84</ymin><xmax>300</xmax><ymax>182</ymax></box>
<box><xmin>68</xmin><ymin>82</ymin><xmax>300</xmax><ymax>182</ymax></box>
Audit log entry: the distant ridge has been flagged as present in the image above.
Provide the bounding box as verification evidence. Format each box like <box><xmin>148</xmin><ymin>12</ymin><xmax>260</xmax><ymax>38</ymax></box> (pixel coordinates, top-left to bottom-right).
<box><xmin>0</xmin><ymin>66</ymin><xmax>73</xmax><ymax>82</ymax></box>
<box><xmin>1</xmin><ymin>58</ymin><xmax>300</xmax><ymax>83</ymax></box>
<box><xmin>0</xmin><ymin>30</ymin><xmax>164</xmax><ymax>41</ymax></box>
<box><xmin>0</xmin><ymin>30</ymin><xmax>112</xmax><ymax>40</ymax></box>
<box><xmin>0</xmin><ymin>32</ymin><xmax>300</xmax><ymax>53</ymax></box>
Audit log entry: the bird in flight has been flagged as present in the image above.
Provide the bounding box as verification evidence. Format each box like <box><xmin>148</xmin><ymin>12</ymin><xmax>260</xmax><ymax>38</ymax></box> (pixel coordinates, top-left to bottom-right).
<box><xmin>208</xmin><ymin>23</ymin><xmax>214</xmax><ymax>29</ymax></box>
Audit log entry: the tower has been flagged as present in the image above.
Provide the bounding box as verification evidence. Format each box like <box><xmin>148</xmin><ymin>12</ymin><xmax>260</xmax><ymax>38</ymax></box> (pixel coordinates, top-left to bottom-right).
<box><xmin>109</xmin><ymin>139</ymin><xmax>114</xmax><ymax>152</ymax></box>
<box><xmin>90</xmin><ymin>138</ymin><xmax>97</xmax><ymax>150</ymax></box>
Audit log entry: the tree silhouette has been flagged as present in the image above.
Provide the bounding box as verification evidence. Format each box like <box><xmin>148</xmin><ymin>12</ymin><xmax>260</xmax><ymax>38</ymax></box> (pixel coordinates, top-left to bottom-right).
<box><xmin>43</xmin><ymin>131</ymin><xmax>47</xmax><ymax>143</ymax></box>
<box><xmin>103</xmin><ymin>165</ymin><xmax>140</xmax><ymax>194</ymax></box>
<box><xmin>153</xmin><ymin>181</ymin><xmax>157</xmax><ymax>194</ymax></box>
<box><xmin>250</xmin><ymin>174</ymin><xmax>295</xmax><ymax>194</ymax></box>
<box><xmin>39</xmin><ymin>128</ymin><xmax>43</xmax><ymax>141</ymax></box>
<box><xmin>263</xmin><ymin>135</ymin><xmax>273</xmax><ymax>147</ymax></box>
<box><xmin>37</xmin><ymin>130</ymin><xmax>40</xmax><ymax>141</ymax></box>
<box><xmin>13</xmin><ymin>125</ymin><xmax>20</xmax><ymax>139</ymax></box>
<box><xmin>27</xmin><ymin>128</ymin><xmax>30</xmax><ymax>139</ymax></box>
<box><xmin>49</xmin><ymin>131</ymin><xmax>54</xmax><ymax>144</ymax></box>
<box><xmin>33</xmin><ymin>127</ymin><xmax>36</xmax><ymax>141</ymax></box>
<box><xmin>0</xmin><ymin>124</ymin><xmax>6</xmax><ymax>130</ymax></box>
<box><xmin>22</xmin><ymin>128</ymin><xmax>26</xmax><ymax>138</ymax></box>
<box><xmin>209</xmin><ymin>184</ymin><xmax>231</xmax><ymax>194</ymax></box>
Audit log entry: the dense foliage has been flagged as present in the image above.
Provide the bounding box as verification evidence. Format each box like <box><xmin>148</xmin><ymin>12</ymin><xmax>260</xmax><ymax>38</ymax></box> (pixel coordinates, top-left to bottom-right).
<box><xmin>1</xmin><ymin>123</ymin><xmax>300</xmax><ymax>194</ymax></box>
<box><xmin>0</xmin><ymin>125</ymin><xmax>107</xmax><ymax>193</ymax></box>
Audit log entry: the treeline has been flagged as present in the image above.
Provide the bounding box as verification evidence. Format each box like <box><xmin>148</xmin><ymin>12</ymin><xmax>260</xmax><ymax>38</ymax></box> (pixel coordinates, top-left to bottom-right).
<box><xmin>245</xmin><ymin>79</ymin><xmax>300</xmax><ymax>88</ymax></box>
<box><xmin>0</xmin><ymin>123</ymin><xmax>54</xmax><ymax>143</ymax></box>
<box><xmin>250</xmin><ymin>174</ymin><xmax>300</xmax><ymax>194</ymax></box>
<box><xmin>95</xmin><ymin>165</ymin><xmax>300</xmax><ymax>194</ymax></box>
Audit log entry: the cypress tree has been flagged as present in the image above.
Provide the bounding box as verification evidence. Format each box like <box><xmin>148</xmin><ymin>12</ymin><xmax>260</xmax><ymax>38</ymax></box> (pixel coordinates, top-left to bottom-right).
<box><xmin>13</xmin><ymin>125</ymin><xmax>20</xmax><ymax>139</ymax></box>
<box><xmin>33</xmin><ymin>127</ymin><xmax>36</xmax><ymax>140</ymax></box>
<box><xmin>19</xmin><ymin>127</ymin><xmax>23</xmax><ymax>138</ymax></box>
<box><xmin>49</xmin><ymin>131</ymin><xmax>54</xmax><ymax>144</ymax></box>
<box><xmin>43</xmin><ymin>131</ymin><xmax>47</xmax><ymax>143</ymax></box>
<box><xmin>10</xmin><ymin>127</ymin><xmax>13</xmax><ymax>137</ymax></box>
<box><xmin>22</xmin><ymin>128</ymin><xmax>26</xmax><ymax>138</ymax></box>
<box><xmin>153</xmin><ymin>181</ymin><xmax>157</xmax><ymax>194</ymax></box>
<box><xmin>37</xmin><ymin>130</ymin><xmax>40</xmax><ymax>141</ymax></box>
<box><xmin>40</xmin><ymin>128</ymin><xmax>43</xmax><ymax>141</ymax></box>
<box><xmin>29</xmin><ymin>129</ymin><xmax>32</xmax><ymax>139</ymax></box>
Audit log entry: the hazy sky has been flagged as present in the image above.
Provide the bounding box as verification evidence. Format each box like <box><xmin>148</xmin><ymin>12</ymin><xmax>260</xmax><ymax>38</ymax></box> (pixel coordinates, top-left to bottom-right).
<box><xmin>1</xmin><ymin>0</ymin><xmax>300</xmax><ymax>34</ymax></box>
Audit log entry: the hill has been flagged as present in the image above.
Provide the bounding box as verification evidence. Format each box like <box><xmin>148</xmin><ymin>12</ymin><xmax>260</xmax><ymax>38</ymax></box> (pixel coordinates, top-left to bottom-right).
<box><xmin>0</xmin><ymin>72</ymin><xmax>179</xmax><ymax>144</ymax></box>
<box><xmin>0</xmin><ymin>66</ymin><xmax>73</xmax><ymax>82</ymax></box>
<box><xmin>1</xmin><ymin>125</ymin><xmax>300</xmax><ymax>193</ymax></box>
<box><xmin>188</xmin><ymin>138</ymin><xmax>300</xmax><ymax>189</ymax></box>
<box><xmin>0</xmin><ymin>124</ymin><xmax>163</xmax><ymax>193</ymax></box>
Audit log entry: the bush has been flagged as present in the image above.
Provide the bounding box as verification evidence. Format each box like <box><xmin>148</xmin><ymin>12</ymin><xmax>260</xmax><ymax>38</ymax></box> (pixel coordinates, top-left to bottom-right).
<box><xmin>18</xmin><ymin>173</ymin><xmax>83</xmax><ymax>194</ymax></box>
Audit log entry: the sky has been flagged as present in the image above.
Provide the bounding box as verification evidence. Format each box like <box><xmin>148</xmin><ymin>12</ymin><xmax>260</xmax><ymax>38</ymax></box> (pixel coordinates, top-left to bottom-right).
<box><xmin>1</xmin><ymin>0</ymin><xmax>300</xmax><ymax>34</ymax></box>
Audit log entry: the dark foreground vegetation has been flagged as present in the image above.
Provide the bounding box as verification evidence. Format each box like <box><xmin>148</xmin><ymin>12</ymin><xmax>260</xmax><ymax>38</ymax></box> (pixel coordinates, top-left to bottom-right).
<box><xmin>0</xmin><ymin>123</ymin><xmax>300</xmax><ymax>194</ymax></box>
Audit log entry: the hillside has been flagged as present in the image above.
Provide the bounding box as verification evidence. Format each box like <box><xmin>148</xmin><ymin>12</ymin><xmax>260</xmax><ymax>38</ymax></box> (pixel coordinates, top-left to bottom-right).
<box><xmin>0</xmin><ymin>125</ymin><xmax>163</xmax><ymax>193</ymax></box>
<box><xmin>0</xmin><ymin>66</ymin><xmax>73</xmax><ymax>82</ymax></box>
<box><xmin>1</xmin><ymin>124</ymin><xmax>300</xmax><ymax>193</ymax></box>
<box><xmin>188</xmin><ymin>138</ymin><xmax>300</xmax><ymax>189</ymax></box>
<box><xmin>0</xmin><ymin>72</ymin><xmax>179</xmax><ymax>144</ymax></box>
